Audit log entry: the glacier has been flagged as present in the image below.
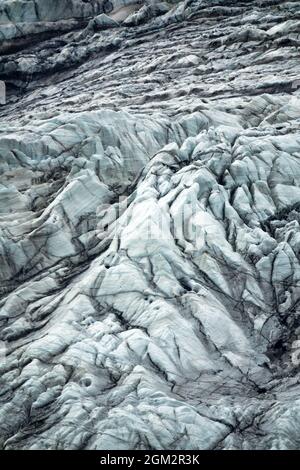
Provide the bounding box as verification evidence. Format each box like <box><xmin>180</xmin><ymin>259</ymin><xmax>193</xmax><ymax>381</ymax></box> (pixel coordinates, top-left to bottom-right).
<box><xmin>0</xmin><ymin>0</ymin><xmax>300</xmax><ymax>450</ymax></box>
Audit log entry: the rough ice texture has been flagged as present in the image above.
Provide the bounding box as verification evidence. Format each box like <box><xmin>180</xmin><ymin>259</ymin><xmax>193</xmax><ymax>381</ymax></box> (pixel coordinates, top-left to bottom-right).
<box><xmin>1</xmin><ymin>0</ymin><xmax>300</xmax><ymax>450</ymax></box>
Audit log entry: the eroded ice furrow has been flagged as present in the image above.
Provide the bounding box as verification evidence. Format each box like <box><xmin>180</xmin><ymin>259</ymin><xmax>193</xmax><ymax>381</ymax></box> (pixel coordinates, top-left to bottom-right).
<box><xmin>0</xmin><ymin>0</ymin><xmax>300</xmax><ymax>451</ymax></box>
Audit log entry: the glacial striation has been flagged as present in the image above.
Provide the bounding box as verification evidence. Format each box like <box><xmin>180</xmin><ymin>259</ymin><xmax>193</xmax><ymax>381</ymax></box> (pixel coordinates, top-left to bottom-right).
<box><xmin>0</xmin><ymin>0</ymin><xmax>300</xmax><ymax>450</ymax></box>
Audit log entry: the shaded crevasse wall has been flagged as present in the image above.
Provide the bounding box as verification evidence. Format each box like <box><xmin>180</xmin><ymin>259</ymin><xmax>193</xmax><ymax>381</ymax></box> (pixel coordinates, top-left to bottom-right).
<box><xmin>0</xmin><ymin>0</ymin><xmax>140</xmax><ymax>42</ymax></box>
